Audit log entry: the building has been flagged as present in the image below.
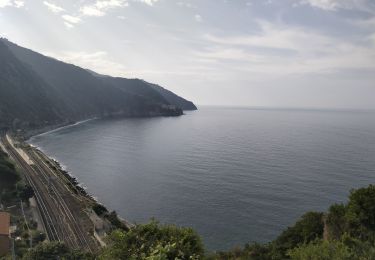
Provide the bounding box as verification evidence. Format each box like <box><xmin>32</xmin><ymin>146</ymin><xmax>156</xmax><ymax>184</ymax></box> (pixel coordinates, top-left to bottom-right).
<box><xmin>0</xmin><ymin>212</ymin><xmax>10</xmax><ymax>257</ymax></box>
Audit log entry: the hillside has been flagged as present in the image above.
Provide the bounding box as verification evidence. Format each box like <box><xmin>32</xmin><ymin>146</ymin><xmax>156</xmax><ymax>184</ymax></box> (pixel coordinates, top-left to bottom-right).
<box><xmin>146</xmin><ymin>82</ymin><xmax>197</xmax><ymax>111</ymax></box>
<box><xmin>0</xmin><ymin>38</ymin><xmax>197</xmax><ymax>131</ymax></box>
<box><xmin>0</xmin><ymin>41</ymin><xmax>65</xmax><ymax>129</ymax></box>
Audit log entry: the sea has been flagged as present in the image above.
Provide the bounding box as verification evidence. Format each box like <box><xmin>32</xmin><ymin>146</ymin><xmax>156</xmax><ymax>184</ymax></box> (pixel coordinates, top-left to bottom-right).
<box><xmin>29</xmin><ymin>107</ymin><xmax>375</xmax><ymax>251</ymax></box>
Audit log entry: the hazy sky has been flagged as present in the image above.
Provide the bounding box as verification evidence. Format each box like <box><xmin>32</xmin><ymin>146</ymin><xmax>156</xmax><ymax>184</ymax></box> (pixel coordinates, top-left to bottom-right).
<box><xmin>1</xmin><ymin>0</ymin><xmax>374</xmax><ymax>109</ymax></box>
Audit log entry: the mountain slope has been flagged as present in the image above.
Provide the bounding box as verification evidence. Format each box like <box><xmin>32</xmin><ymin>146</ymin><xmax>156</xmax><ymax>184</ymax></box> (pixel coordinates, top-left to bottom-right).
<box><xmin>0</xmin><ymin>38</ymin><xmax>197</xmax><ymax>130</ymax></box>
<box><xmin>86</xmin><ymin>70</ymin><xmax>197</xmax><ymax>111</ymax></box>
<box><xmin>146</xmin><ymin>82</ymin><xmax>197</xmax><ymax>111</ymax></box>
<box><xmin>3</xmin><ymin>39</ymin><xmax>196</xmax><ymax>112</ymax></box>
<box><xmin>0</xmin><ymin>41</ymin><xmax>65</xmax><ymax>128</ymax></box>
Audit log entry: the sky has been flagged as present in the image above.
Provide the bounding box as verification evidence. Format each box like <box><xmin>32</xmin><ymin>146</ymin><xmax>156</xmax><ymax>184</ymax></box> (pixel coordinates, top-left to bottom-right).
<box><xmin>0</xmin><ymin>0</ymin><xmax>375</xmax><ymax>109</ymax></box>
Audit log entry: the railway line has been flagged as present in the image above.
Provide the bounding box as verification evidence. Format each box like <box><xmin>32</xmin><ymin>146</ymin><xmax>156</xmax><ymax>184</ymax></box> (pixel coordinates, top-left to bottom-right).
<box><xmin>1</xmin><ymin>135</ymin><xmax>96</xmax><ymax>252</ymax></box>
<box><xmin>28</xmin><ymin>151</ymin><xmax>92</xmax><ymax>250</ymax></box>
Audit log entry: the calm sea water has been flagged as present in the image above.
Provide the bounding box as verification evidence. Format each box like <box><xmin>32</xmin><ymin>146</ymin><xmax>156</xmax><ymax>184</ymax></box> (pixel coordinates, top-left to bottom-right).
<box><xmin>30</xmin><ymin>107</ymin><xmax>375</xmax><ymax>250</ymax></box>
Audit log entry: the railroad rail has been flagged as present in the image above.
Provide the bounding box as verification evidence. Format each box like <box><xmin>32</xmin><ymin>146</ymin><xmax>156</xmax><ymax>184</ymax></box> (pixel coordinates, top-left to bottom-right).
<box><xmin>1</xmin><ymin>135</ymin><xmax>94</xmax><ymax>252</ymax></box>
<box><xmin>28</xmin><ymin>151</ymin><xmax>92</xmax><ymax>251</ymax></box>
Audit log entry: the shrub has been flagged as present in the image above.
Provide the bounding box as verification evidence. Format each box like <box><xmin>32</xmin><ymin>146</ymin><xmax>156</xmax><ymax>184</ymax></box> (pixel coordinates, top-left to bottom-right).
<box><xmin>99</xmin><ymin>220</ymin><xmax>204</xmax><ymax>260</ymax></box>
<box><xmin>92</xmin><ymin>203</ymin><xmax>108</xmax><ymax>216</ymax></box>
<box><xmin>270</xmin><ymin>211</ymin><xmax>324</xmax><ymax>258</ymax></box>
<box><xmin>22</xmin><ymin>242</ymin><xmax>94</xmax><ymax>260</ymax></box>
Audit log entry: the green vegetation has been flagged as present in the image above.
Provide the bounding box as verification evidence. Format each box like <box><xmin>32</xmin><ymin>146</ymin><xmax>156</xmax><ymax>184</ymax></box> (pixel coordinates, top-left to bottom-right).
<box><xmin>16</xmin><ymin>182</ymin><xmax>34</xmax><ymax>201</ymax></box>
<box><xmin>269</xmin><ymin>211</ymin><xmax>324</xmax><ymax>258</ymax></box>
<box><xmin>0</xmin><ymin>148</ymin><xmax>34</xmax><ymax>205</ymax></box>
<box><xmin>21</xmin><ymin>242</ymin><xmax>94</xmax><ymax>260</ymax></box>
<box><xmin>92</xmin><ymin>203</ymin><xmax>109</xmax><ymax>216</ymax></box>
<box><xmin>288</xmin><ymin>236</ymin><xmax>375</xmax><ymax>260</ymax></box>
<box><xmin>99</xmin><ymin>221</ymin><xmax>204</xmax><ymax>260</ymax></box>
<box><xmin>211</xmin><ymin>185</ymin><xmax>375</xmax><ymax>260</ymax></box>
<box><xmin>14</xmin><ymin>222</ymin><xmax>203</xmax><ymax>260</ymax></box>
<box><xmin>105</xmin><ymin>211</ymin><xmax>129</xmax><ymax>231</ymax></box>
<box><xmin>0</xmin><ymin>149</ymin><xmax>21</xmax><ymax>204</ymax></box>
<box><xmin>92</xmin><ymin>202</ymin><xmax>128</xmax><ymax>231</ymax></box>
<box><xmin>0</xmin><ymin>149</ymin><xmax>20</xmax><ymax>192</ymax></box>
<box><xmin>15</xmin><ymin>184</ymin><xmax>375</xmax><ymax>259</ymax></box>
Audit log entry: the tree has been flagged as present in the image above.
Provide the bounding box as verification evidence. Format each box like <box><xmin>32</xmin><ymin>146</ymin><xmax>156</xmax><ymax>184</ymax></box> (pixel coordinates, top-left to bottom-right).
<box><xmin>209</xmin><ymin>243</ymin><xmax>272</xmax><ymax>260</ymax></box>
<box><xmin>22</xmin><ymin>242</ymin><xmax>94</xmax><ymax>260</ymax></box>
<box><xmin>92</xmin><ymin>203</ymin><xmax>108</xmax><ymax>216</ymax></box>
<box><xmin>326</xmin><ymin>203</ymin><xmax>347</xmax><ymax>240</ymax></box>
<box><xmin>99</xmin><ymin>221</ymin><xmax>204</xmax><ymax>260</ymax></box>
<box><xmin>288</xmin><ymin>236</ymin><xmax>375</xmax><ymax>260</ymax></box>
<box><xmin>17</xmin><ymin>183</ymin><xmax>34</xmax><ymax>201</ymax></box>
<box><xmin>288</xmin><ymin>240</ymin><xmax>352</xmax><ymax>260</ymax></box>
<box><xmin>0</xmin><ymin>150</ymin><xmax>20</xmax><ymax>191</ymax></box>
<box><xmin>347</xmin><ymin>185</ymin><xmax>375</xmax><ymax>236</ymax></box>
<box><xmin>270</xmin><ymin>211</ymin><xmax>324</xmax><ymax>258</ymax></box>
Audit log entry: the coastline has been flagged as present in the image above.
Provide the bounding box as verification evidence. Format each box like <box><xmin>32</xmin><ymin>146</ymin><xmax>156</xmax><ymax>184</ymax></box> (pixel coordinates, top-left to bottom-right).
<box><xmin>10</xmin><ymin>111</ymin><xmax>193</xmax><ymax>247</ymax></box>
<box><xmin>28</xmin><ymin>117</ymin><xmax>98</xmax><ymax>140</ymax></box>
<box><xmin>26</xmin><ymin>118</ymin><xmax>99</xmax><ymax>199</ymax></box>
<box><xmin>21</xmin><ymin>116</ymin><xmax>149</xmax><ymax>231</ymax></box>
<box><xmin>23</xmin><ymin>135</ymin><xmax>134</xmax><ymax>232</ymax></box>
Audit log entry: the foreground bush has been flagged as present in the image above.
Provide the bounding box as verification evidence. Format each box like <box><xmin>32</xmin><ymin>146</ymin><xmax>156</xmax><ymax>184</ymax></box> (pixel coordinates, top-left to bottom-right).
<box><xmin>9</xmin><ymin>181</ymin><xmax>375</xmax><ymax>259</ymax></box>
<box><xmin>288</xmin><ymin>235</ymin><xmax>375</xmax><ymax>260</ymax></box>
<box><xmin>212</xmin><ymin>185</ymin><xmax>375</xmax><ymax>259</ymax></box>
<box><xmin>99</xmin><ymin>221</ymin><xmax>204</xmax><ymax>260</ymax></box>
<box><xmin>22</xmin><ymin>242</ymin><xmax>94</xmax><ymax>260</ymax></box>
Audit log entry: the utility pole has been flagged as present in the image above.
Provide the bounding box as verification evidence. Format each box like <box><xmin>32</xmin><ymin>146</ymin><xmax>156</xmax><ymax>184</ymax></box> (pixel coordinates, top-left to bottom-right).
<box><xmin>20</xmin><ymin>200</ymin><xmax>32</xmax><ymax>248</ymax></box>
<box><xmin>11</xmin><ymin>238</ymin><xmax>16</xmax><ymax>260</ymax></box>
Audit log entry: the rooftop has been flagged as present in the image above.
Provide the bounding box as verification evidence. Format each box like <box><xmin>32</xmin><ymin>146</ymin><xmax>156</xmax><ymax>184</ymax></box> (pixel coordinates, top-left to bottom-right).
<box><xmin>0</xmin><ymin>212</ymin><xmax>10</xmax><ymax>236</ymax></box>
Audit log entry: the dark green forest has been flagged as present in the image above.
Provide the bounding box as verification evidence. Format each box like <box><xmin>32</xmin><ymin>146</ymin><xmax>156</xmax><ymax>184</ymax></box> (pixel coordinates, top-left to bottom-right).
<box><xmin>0</xmin><ymin>149</ymin><xmax>19</xmax><ymax>192</ymax></box>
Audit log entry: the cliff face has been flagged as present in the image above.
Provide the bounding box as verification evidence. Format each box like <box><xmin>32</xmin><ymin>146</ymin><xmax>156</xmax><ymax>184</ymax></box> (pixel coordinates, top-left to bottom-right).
<box><xmin>0</xmin><ymin>39</ymin><xmax>196</xmax><ymax>130</ymax></box>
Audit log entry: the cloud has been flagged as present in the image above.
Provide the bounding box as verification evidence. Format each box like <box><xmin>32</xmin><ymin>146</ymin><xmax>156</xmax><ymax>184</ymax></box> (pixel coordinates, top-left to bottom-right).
<box><xmin>13</xmin><ymin>0</ymin><xmax>23</xmax><ymax>7</ymax></box>
<box><xmin>79</xmin><ymin>0</ymin><xmax>159</xmax><ymax>17</ymax></box>
<box><xmin>136</xmin><ymin>0</ymin><xmax>159</xmax><ymax>6</ymax></box>
<box><xmin>299</xmin><ymin>0</ymin><xmax>375</xmax><ymax>13</ymax></box>
<box><xmin>80</xmin><ymin>5</ymin><xmax>105</xmax><ymax>16</ymax></box>
<box><xmin>194</xmin><ymin>14</ymin><xmax>202</xmax><ymax>22</ymax></box>
<box><xmin>80</xmin><ymin>0</ymin><xmax>128</xmax><ymax>17</ymax></box>
<box><xmin>64</xmin><ymin>22</ymin><xmax>74</xmax><ymax>29</ymax></box>
<box><xmin>199</xmin><ymin>20</ymin><xmax>375</xmax><ymax>75</ymax></box>
<box><xmin>62</xmin><ymin>15</ymin><xmax>81</xmax><ymax>24</ymax></box>
<box><xmin>0</xmin><ymin>0</ymin><xmax>24</xmax><ymax>8</ymax></box>
<box><xmin>299</xmin><ymin>0</ymin><xmax>340</xmax><ymax>10</ymax></box>
<box><xmin>176</xmin><ymin>2</ymin><xmax>196</xmax><ymax>8</ymax></box>
<box><xmin>355</xmin><ymin>17</ymin><xmax>375</xmax><ymax>28</ymax></box>
<box><xmin>45</xmin><ymin>51</ymin><xmax>127</xmax><ymax>76</ymax></box>
<box><xmin>43</xmin><ymin>1</ymin><xmax>64</xmax><ymax>13</ymax></box>
<box><xmin>203</xmin><ymin>20</ymin><xmax>334</xmax><ymax>52</ymax></box>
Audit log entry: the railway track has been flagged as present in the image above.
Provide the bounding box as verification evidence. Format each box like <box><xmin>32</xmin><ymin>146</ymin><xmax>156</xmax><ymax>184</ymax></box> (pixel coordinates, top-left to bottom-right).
<box><xmin>1</xmin><ymin>136</ymin><xmax>61</xmax><ymax>242</ymax></box>
<box><xmin>29</xmin><ymin>151</ymin><xmax>92</xmax><ymax>251</ymax></box>
<box><xmin>1</xmin><ymin>135</ymin><xmax>94</xmax><ymax>252</ymax></box>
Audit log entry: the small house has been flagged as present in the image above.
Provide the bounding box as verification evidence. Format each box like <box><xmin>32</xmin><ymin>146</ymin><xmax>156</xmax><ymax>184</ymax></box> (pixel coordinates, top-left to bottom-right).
<box><xmin>0</xmin><ymin>212</ymin><xmax>10</xmax><ymax>256</ymax></box>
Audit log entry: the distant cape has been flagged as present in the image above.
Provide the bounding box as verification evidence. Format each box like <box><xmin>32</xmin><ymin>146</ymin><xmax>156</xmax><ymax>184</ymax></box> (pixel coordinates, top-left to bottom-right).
<box><xmin>0</xmin><ymin>38</ymin><xmax>197</xmax><ymax>131</ymax></box>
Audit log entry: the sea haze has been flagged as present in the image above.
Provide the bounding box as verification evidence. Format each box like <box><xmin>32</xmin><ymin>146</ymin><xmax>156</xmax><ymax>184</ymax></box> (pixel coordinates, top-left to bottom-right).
<box><xmin>29</xmin><ymin>107</ymin><xmax>375</xmax><ymax>250</ymax></box>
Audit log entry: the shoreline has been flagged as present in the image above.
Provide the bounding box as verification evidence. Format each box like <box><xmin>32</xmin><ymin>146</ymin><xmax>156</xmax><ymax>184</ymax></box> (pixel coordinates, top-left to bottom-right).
<box><xmin>28</xmin><ymin>117</ymin><xmax>98</xmax><ymax>140</ymax></box>
<box><xmin>26</xmin><ymin>119</ymin><xmax>98</xmax><ymax>199</ymax></box>
<box><xmin>22</xmin><ymin>137</ymin><xmax>134</xmax><ymax>233</ymax></box>
<box><xmin>27</xmin><ymin>138</ymin><xmax>103</xmax><ymax>205</ymax></box>
<box><xmin>21</xmin><ymin>117</ymin><xmax>140</xmax><ymax>231</ymax></box>
<box><xmin>13</xmin><ymin>111</ymin><xmax>193</xmax><ymax>242</ymax></box>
